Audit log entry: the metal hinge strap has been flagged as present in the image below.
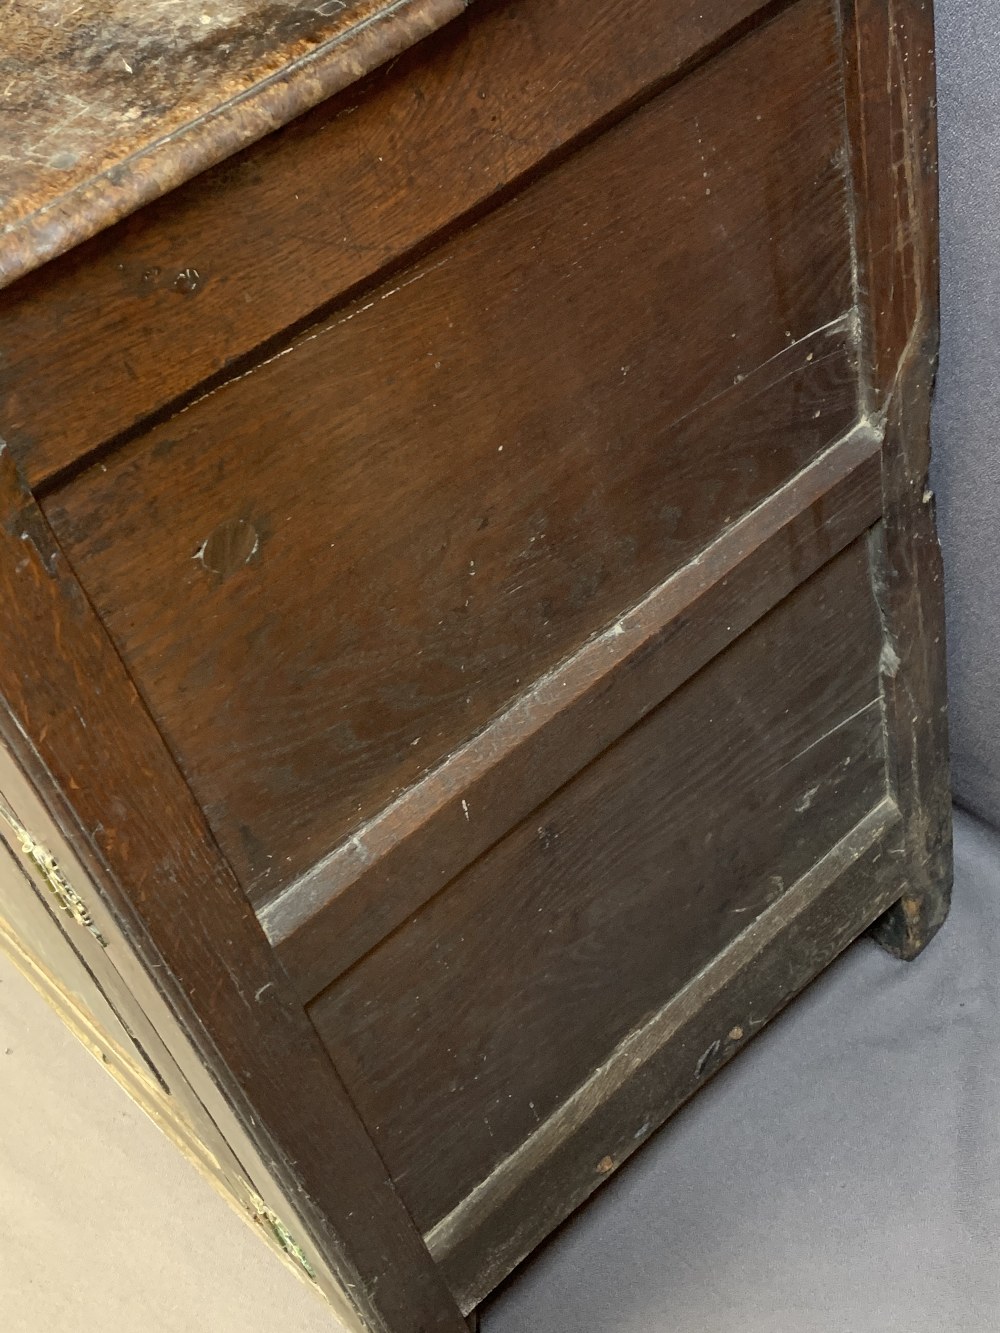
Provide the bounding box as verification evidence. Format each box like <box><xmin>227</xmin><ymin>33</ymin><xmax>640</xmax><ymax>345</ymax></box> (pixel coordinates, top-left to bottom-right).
<box><xmin>246</xmin><ymin>1188</ymin><xmax>317</xmax><ymax>1281</ymax></box>
<box><xmin>0</xmin><ymin>798</ymin><xmax>107</xmax><ymax>947</ymax></box>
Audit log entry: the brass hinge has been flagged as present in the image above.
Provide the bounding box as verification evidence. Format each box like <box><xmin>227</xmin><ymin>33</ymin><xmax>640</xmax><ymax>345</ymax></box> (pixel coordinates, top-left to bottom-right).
<box><xmin>0</xmin><ymin>799</ymin><xmax>107</xmax><ymax>948</ymax></box>
<box><xmin>246</xmin><ymin>1189</ymin><xmax>317</xmax><ymax>1282</ymax></box>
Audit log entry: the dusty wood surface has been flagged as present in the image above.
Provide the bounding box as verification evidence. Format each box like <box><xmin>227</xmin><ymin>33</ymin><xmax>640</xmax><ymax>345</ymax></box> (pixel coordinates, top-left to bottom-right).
<box><xmin>0</xmin><ymin>0</ymin><xmax>465</xmax><ymax>287</ymax></box>
<box><xmin>44</xmin><ymin>0</ymin><xmax>853</xmax><ymax>914</ymax></box>
<box><xmin>0</xmin><ymin>0</ymin><xmax>774</xmax><ymax>488</ymax></box>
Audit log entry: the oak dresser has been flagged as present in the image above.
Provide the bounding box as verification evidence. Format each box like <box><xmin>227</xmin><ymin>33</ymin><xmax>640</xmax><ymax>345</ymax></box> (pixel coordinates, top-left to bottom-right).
<box><xmin>0</xmin><ymin>2</ymin><xmax>951</xmax><ymax>1329</ymax></box>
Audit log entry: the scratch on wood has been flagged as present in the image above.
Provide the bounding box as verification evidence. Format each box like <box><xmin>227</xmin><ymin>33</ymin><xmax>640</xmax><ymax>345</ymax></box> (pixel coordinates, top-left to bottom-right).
<box><xmin>774</xmin><ymin>698</ymin><xmax>881</xmax><ymax>775</ymax></box>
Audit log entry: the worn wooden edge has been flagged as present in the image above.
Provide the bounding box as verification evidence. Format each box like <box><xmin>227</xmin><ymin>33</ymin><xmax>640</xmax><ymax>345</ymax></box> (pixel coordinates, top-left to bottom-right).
<box><xmin>0</xmin><ymin>894</ymin><xmax>225</xmax><ymax>1182</ymax></box>
<box><xmin>838</xmin><ymin>0</ymin><xmax>939</xmax><ymax>408</ymax></box>
<box><xmin>0</xmin><ymin>772</ymin><xmax>253</xmax><ymax>1169</ymax></box>
<box><xmin>0</xmin><ymin>446</ymin><xmax>469</xmax><ymax>1333</ymax></box>
<box><xmin>0</xmin><ymin>0</ymin><xmax>467</xmax><ymax>291</ymax></box>
<box><xmin>836</xmin><ymin>0</ymin><xmax>951</xmax><ymax>954</ymax></box>
<box><xmin>427</xmin><ymin>797</ymin><xmax>906</xmax><ymax>1311</ymax></box>
<box><xmin>264</xmin><ymin>417</ymin><xmax>886</xmax><ymax>1000</ymax></box>
<box><xmin>868</xmin><ymin>331</ymin><xmax>952</xmax><ymax>956</ymax></box>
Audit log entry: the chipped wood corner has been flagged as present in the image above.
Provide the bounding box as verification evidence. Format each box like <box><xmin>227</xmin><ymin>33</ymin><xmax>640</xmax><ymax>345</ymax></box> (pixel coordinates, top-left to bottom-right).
<box><xmin>246</xmin><ymin>1188</ymin><xmax>320</xmax><ymax>1283</ymax></box>
<box><xmin>0</xmin><ymin>439</ymin><xmax>64</xmax><ymax>584</ymax></box>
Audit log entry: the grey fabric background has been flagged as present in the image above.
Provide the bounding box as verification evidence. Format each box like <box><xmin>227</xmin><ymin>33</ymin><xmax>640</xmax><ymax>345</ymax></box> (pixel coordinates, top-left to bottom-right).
<box><xmin>932</xmin><ymin>0</ymin><xmax>1000</xmax><ymax>824</ymax></box>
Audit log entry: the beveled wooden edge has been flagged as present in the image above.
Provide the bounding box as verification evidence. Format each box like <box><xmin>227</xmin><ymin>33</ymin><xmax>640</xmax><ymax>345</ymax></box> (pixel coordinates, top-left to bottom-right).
<box><xmin>429</xmin><ymin>798</ymin><xmax>906</xmax><ymax>1310</ymax></box>
<box><xmin>0</xmin><ymin>0</ymin><xmax>467</xmax><ymax>291</ymax></box>
<box><xmin>264</xmin><ymin>414</ymin><xmax>885</xmax><ymax>1000</ymax></box>
<box><xmin>0</xmin><ymin>446</ymin><xmax>469</xmax><ymax>1333</ymax></box>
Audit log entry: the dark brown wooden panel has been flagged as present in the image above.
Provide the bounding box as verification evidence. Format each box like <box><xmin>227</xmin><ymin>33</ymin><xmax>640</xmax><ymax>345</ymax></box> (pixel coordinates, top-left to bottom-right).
<box><xmin>266</xmin><ymin>427</ymin><xmax>884</xmax><ymax>1000</ymax></box>
<box><xmin>432</xmin><ymin>800</ymin><xmax>905</xmax><ymax>1311</ymax></box>
<box><xmin>310</xmin><ymin>536</ymin><xmax>888</xmax><ymax>1236</ymax></box>
<box><xmin>1</xmin><ymin>0</ymin><xmax>779</xmax><ymax>487</ymax></box>
<box><xmin>46</xmin><ymin>0</ymin><xmax>855</xmax><ymax>910</ymax></box>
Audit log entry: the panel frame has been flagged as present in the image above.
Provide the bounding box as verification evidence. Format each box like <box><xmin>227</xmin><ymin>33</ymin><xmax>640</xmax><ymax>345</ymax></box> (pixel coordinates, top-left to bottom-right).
<box><xmin>311</xmin><ymin>533</ymin><xmax>893</xmax><ymax>1238</ymax></box>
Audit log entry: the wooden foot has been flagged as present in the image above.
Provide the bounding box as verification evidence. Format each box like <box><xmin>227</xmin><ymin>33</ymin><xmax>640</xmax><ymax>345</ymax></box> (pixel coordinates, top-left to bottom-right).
<box><xmin>466</xmin><ymin>1311</ymin><xmax>480</xmax><ymax>1332</ymax></box>
<box><xmin>871</xmin><ymin>876</ymin><xmax>951</xmax><ymax>961</ymax></box>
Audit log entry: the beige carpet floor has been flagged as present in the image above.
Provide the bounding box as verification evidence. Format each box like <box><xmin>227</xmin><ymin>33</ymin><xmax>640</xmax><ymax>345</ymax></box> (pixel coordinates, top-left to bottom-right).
<box><xmin>0</xmin><ymin>944</ymin><xmax>335</xmax><ymax>1333</ymax></box>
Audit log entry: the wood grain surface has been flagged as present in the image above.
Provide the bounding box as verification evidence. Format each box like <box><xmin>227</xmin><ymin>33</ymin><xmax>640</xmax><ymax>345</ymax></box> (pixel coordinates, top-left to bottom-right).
<box><xmin>310</xmin><ymin>536</ymin><xmax>888</xmax><ymax>1236</ymax></box>
<box><xmin>0</xmin><ymin>0</ymin><xmax>466</xmax><ymax>286</ymax></box>
<box><xmin>265</xmin><ymin>426</ymin><xmax>883</xmax><ymax>1001</ymax></box>
<box><xmin>1</xmin><ymin>0</ymin><xmax>777</xmax><ymax>486</ymax></box>
<box><xmin>45</xmin><ymin>0</ymin><xmax>854</xmax><ymax>910</ymax></box>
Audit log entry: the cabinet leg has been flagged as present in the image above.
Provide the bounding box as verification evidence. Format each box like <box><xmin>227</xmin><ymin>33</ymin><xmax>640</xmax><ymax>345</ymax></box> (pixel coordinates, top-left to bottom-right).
<box><xmin>466</xmin><ymin>1312</ymin><xmax>480</xmax><ymax>1331</ymax></box>
<box><xmin>871</xmin><ymin>877</ymin><xmax>951</xmax><ymax>961</ymax></box>
<box><xmin>864</xmin><ymin>326</ymin><xmax>953</xmax><ymax>964</ymax></box>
